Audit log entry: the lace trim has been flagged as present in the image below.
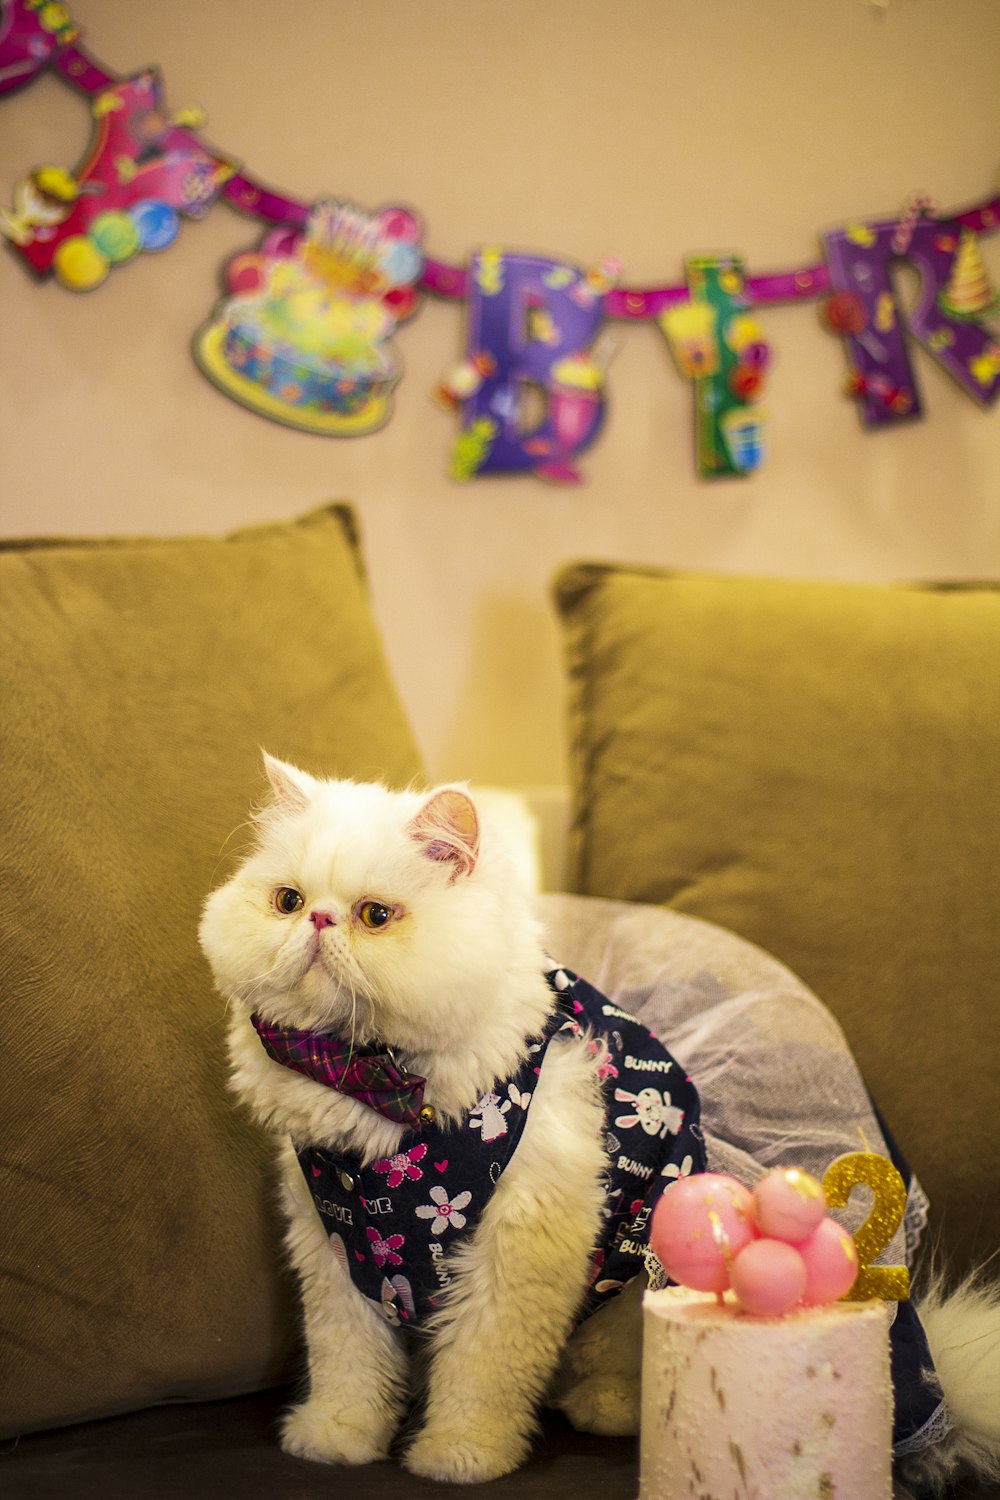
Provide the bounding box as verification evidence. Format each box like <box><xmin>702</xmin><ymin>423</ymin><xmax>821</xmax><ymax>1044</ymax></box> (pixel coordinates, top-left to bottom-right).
<box><xmin>904</xmin><ymin>1176</ymin><xmax>930</xmax><ymax>1265</ymax></box>
<box><xmin>893</xmin><ymin>1398</ymin><xmax>954</xmax><ymax>1457</ymax></box>
<box><xmin>644</xmin><ymin>1245</ymin><xmax>668</xmax><ymax>1291</ymax></box>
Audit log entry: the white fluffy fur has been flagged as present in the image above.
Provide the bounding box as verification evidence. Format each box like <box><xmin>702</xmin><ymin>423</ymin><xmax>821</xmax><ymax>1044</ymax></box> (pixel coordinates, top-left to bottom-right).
<box><xmin>199</xmin><ymin>757</ymin><xmax>619</xmax><ymax>1482</ymax></box>
<box><xmin>899</xmin><ymin>1272</ymin><xmax>1000</xmax><ymax>1495</ymax></box>
<box><xmin>200</xmin><ymin>756</ymin><xmax>1000</xmax><ymax>1488</ymax></box>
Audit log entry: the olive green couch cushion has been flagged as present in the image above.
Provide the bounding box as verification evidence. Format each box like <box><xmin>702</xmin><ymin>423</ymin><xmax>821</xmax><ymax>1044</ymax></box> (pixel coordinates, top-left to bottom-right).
<box><xmin>554</xmin><ymin>564</ymin><xmax>999</xmax><ymax>1279</ymax></box>
<box><xmin>0</xmin><ymin>504</ymin><xmax>424</xmax><ymax>1439</ymax></box>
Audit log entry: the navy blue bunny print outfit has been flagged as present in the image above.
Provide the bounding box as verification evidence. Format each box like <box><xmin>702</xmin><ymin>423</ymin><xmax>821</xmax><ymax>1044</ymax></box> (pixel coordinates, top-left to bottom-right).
<box><xmin>297</xmin><ymin>967</ymin><xmax>706</xmax><ymax>1327</ymax></box>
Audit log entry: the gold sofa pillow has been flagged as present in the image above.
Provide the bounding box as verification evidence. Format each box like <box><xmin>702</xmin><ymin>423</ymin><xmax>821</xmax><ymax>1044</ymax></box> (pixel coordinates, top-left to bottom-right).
<box><xmin>0</xmin><ymin>504</ymin><xmax>424</xmax><ymax>1437</ymax></box>
<box><xmin>554</xmin><ymin>563</ymin><xmax>999</xmax><ymax>1278</ymax></box>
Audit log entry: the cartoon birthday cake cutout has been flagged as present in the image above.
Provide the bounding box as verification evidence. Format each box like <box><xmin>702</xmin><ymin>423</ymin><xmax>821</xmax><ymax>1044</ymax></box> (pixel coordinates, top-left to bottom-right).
<box><xmin>194</xmin><ymin>200</ymin><xmax>423</xmax><ymax>435</ymax></box>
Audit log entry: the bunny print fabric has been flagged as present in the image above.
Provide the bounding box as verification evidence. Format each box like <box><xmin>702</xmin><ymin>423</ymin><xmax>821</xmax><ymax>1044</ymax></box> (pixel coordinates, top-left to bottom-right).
<box><xmin>297</xmin><ymin>969</ymin><xmax>705</xmax><ymax>1326</ymax></box>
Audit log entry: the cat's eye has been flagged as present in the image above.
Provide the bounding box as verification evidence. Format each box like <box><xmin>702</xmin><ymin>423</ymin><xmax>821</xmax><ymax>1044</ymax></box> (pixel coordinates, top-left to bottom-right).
<box><xmin>274</xmin><ymin>887</ymin><xmax>305</xmax><ymax>915</ymax></box>
<box><xmin>357</xmin><ymin>900</ymin><xmax>393</xmax><ymax>930</ymax></box>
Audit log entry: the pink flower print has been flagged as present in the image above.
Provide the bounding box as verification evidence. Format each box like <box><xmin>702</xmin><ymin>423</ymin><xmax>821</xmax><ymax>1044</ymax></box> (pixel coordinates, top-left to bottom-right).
<box><xmin>372</xmin><ymin>1143</ymin><xmax>428</xmax><ymax>1189</ymax></box>
<box><xmin>366</xmin><ymin>1226</ymin><xmax>405</xmax><ymax>1267</ymax></box>
<box><xmin>415</xmin><ymin>1185</ymin><xmax>472</xmax><ymax>1236</ymax></box>
<box><xmin>586</xmin><ymin>1036</ymin><xmax>619</xmax><ymax>1081</ymax></box>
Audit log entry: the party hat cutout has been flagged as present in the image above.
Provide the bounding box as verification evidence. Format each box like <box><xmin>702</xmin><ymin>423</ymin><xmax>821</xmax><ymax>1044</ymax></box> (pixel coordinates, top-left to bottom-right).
<box><xmin>938</xmin><ymin>228</ymin><xmax>1000</xmax><ymax>321</ymax></box>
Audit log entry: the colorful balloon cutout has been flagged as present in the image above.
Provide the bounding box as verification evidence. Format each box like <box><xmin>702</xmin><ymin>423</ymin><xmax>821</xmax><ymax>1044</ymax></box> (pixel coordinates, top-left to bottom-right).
<box><xmin>0</xmin><ymin>70</ymin><xmax>233</xmax><ymax>286</ymax></box>
<box><xmin>89</xmin><ymin>209</ymin><xmax>140</xmax><ymax>264</ymax></box>
<box><xmin>51</xmin><ymin>231</ymin><xmax>107</xmax><ymax>289</ymax></box>
<box><xmin>447</xmin><ymin>251</ymin><xmax>612</xmax><ymax>483</ymax></box>
<box><xmin>131</xmin><ymin>198</ymin><xmax>180</xmax><ymax>251</ymax></box>
<box><xmin>194</xmin><ymin>200</ymin><xmax>423</xmax><ymax>436</ymax></box>
<box><xmin>822</xmin><ymin>210</ymin><xmax>1000</xmax><ymax>425</ymax></box>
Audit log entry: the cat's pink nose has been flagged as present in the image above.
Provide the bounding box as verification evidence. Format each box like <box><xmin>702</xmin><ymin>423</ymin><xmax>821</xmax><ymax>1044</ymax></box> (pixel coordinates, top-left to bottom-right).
<box><xmin>309</xmin><ymin>909</ymin><xmax>337</xmax><ymax>930</ymax></box>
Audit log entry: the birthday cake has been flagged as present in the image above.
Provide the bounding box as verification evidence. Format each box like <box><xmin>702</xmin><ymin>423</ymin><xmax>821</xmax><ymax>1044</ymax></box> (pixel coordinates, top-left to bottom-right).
<box><xmin>639</xmin><ymin>1287</ymin><xmax>893</xmax><ymax>1500</ymax></box>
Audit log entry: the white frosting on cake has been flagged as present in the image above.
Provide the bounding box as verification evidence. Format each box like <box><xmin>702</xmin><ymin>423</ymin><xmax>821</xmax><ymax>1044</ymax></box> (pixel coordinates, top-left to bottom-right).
<box><xmin>640</xmin><ymin>1287</ymin><xmax>893</xmax><ymax>1500</ymax></box>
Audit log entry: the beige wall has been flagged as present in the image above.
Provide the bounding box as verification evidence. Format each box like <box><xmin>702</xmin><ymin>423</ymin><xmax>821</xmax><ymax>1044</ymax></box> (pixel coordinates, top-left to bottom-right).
<box><xmin>2</xmin><ymin>0</ymin><xmax>998</xmax><ymax>787</ymax></box>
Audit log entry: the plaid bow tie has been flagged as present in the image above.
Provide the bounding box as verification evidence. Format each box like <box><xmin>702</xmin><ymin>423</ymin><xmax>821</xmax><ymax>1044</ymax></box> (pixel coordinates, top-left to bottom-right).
<box><xmin>251</xmin><ymin>1015</ymin><xmax>429</xmax><ymax>1127</ymax></box>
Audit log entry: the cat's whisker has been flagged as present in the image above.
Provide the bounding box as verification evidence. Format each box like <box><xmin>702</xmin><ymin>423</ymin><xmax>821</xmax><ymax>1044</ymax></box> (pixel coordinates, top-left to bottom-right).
<box><xmin>237</xmin><ymin>952</ymin><xmax>291</xmax><ymax>1011</ymax></box>
<box><xmin>208</xmin><ymin>820</ymin><xmax>257</xmax><ymax>888</ymax></box>
<box><xmin>342</xmin><ymin>971</ymin><xmax>371</xmax><ymax>1059</ymax></box>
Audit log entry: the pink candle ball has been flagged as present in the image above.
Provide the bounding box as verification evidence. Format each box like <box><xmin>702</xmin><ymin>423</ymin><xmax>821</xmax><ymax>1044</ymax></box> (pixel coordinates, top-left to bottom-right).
<box><xmin>798</xmin><ymin>1215</ymin><xmax>859</xmax><ymax>1305</ymax></box>
<box><xmin>730</xmin><ymin>1237</ymin><xmax>808</xmax><ymax>1316</ymax></box>
<box><xmin>650</xmin><ymin>1173</ymin><xmax>757</xmax><ymax>1293</ymax></box>
<box><xmin>752</xmin><ymin>1167</ymin><xmax>827</xmax><ymax>1243</ymax></box>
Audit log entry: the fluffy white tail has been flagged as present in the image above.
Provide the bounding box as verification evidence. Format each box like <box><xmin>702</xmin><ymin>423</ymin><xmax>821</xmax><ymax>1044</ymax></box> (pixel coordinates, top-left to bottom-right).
<box><xmin>900</xmin><ymin>1272</ymin><xmax>1000</xmax><ymax>1494</ymax></box>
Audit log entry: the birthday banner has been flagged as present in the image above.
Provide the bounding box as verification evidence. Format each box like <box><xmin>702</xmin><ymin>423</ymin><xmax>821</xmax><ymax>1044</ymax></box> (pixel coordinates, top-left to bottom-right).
<box><xmin>2</xmin><ymin>1</ymin><xmax>999</xmax><ymax>483</ymax></box>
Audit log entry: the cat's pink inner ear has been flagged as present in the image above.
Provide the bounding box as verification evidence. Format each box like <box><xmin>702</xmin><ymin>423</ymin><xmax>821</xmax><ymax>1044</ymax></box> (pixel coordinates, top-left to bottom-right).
<box><xmin>262</xmin><ymin>753</ymin><xmax>314</xmax><ymax>814</ymax></box>
<box><xmin>409</xmin><ymin>788</ymin><xmax>480</xmax><ymax>879</ymax></box>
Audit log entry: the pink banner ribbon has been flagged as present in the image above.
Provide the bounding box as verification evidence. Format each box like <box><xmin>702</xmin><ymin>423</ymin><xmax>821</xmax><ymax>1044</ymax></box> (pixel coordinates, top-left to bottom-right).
<box><xmin>9</xmin><ymin>22</ymin><xmax>1000</xmax><ymax>320</ymax></box>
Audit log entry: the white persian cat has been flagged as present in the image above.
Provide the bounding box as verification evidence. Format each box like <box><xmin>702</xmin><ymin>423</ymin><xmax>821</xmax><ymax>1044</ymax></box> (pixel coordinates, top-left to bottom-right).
<box><xmin>200</xmin><ymin>755</ymin><xmax>1000</xmax><ymax>1491</ymax></box>
<box><xmin>199</xmin><ymin>755</ymin><xmax>662</xmax><ymax>1483</ymax></box>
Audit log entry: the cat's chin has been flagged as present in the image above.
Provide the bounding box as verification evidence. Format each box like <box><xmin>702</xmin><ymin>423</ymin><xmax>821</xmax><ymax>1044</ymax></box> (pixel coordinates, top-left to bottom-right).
<box><xmin>243</xmin><ymin>976</ymin><xmax>379</xmax><ymax>1043</ymax></box>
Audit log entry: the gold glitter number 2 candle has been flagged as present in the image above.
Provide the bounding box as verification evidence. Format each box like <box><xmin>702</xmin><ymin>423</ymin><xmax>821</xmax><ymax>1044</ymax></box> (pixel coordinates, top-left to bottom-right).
<box><xmin>822</xmin><ymin>1151</ymin><xmax>911</xmax><ymax>1302</ymax></box>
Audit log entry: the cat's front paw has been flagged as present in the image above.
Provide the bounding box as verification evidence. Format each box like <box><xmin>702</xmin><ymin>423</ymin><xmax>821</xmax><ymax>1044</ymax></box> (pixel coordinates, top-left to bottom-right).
<box><xmin>557</xmin><ymin>1373</ymin><xmax>640</xmax><ymax>1436</ymax></box>
<box><xmin>280</xmin><ymin>1397</ymin><xmax>393</xmax><ymax>1467</ymax></box>
<box><xmin>404</xmin><ymin>1421</ymin><xmax>531</xmax><ymax>1484</ymax></box>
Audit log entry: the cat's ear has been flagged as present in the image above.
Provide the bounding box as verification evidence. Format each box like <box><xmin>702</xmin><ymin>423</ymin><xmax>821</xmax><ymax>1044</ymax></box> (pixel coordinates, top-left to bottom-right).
<box><xmin>261</xmin><ymin>752</ymin><xmax>317</xmax><ymax>815</ymax></box>
<box><xmin>408</xmin><ymin>787</ymin><xmax>480</xmax><ymax>881</ymax></box>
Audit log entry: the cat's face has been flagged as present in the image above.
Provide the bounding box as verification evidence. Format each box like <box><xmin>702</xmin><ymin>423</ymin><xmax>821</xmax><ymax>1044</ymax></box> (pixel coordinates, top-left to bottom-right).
<box><xmin>199</xmin><ymin>756</ymin><xmax>500</xmax><ymax>1049</ymax></box>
